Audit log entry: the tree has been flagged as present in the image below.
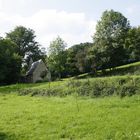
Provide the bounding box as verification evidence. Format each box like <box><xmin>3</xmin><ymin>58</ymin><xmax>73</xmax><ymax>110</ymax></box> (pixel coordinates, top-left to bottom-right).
<box><xmin>0</xmin><ymin>38</ymin><xmax>22</xmax><ymax>84</ymax></box>
<box><xmin>47</xmin><ymin>36</ymin><xmax>67</xmax><ymax>79</ymax></box>
<box><xmin>6</xmin><ymin>26</ymin><xmax>46</xmax><ymax>64</ymax></box>
<box><xmin>66</xmin><ymin>43</ymin><xmax>93</xmax><ymax>76</ymax></box>
<box><xmin>87</xmin><ymin>44</ymin><xmax>102</xmax><ymax>73</ymax></box>
<box><xmin>65</xmin><ymin>48</ymin><xmax>79</xmax><ymax>76</ymax></box>
<box><xmin>125</xmin><ymin>26</ymin><xmax>140</xmax><ymax>61</ymax></box>
<box><xmin>93</xmin><ymin>10</ymin><xmax>130</xmax><ymax>70</ymax></box>
<box><xmin>73</xmin><ymin>43</ymin><xmax>92</xmax><ymax>73</ymax></box>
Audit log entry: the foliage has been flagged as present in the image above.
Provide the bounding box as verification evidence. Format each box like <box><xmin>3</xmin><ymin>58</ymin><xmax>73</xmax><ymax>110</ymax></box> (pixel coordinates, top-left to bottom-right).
<box><xmin>6</xmin><ymin>26</ymin><xmax>46</xmax><ymax>66</ymax></box>
<box><xmin>125</xmin><ymin>26</ymin><xmax>140</xmax><ymax>61</ymax></box>
<box><xmin>1</xmin><ymin>10</ymin><xmax>140</xmax><ymax>83</ymax></box>
<box><xmin>65</xmin><ymin>43</ymin><xmax>93</xmax><ymax>76</ymax></box>
<box><xmin>48</xmin><ymin>36</ymin><xmax>66</xmax><ymax>56</ymax></box>
<box><xmin>92</xmin><ymin>10</ymin><xmax>130</xmax><ymax>70</ymax></box>
<box><xmin>0</xmin><ymin>38</ymin><xmax>22</xmax><ymax>84</ymax></box>
<box><xmin>47</xmin><ymin>36</ymin><xmax>67</xmax><ymax>79</ymax></box>
<box><xmin>1</xmin><ymin>75</ymin><xmax>139</xmax><ymax>98</ymax></box>
<box><xmin>104</xmin><ymin>61</ymin><xmax>140</xmax><ymax>76</ymax></box>
<box><xmin>68</xmin><ymin>76</ymin><xmax>138</xmax><ymax>98</ymax></box>
<box><xmin>74</xmin><ymin>61</ymin><xmax>140</xmax><ymax>80</ymax></box>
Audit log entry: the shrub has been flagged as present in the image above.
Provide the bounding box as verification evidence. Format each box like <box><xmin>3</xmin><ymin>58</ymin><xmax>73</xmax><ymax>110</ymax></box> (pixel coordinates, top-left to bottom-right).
<box><xmin>18</xmin><ymin>76</ymin><xmax>140</xmax><ymax>98</ymax></box>
<box><xmin>68</xmin><ymin>77</ymin><xmax>139</xmax><ymax>98</ymax></box>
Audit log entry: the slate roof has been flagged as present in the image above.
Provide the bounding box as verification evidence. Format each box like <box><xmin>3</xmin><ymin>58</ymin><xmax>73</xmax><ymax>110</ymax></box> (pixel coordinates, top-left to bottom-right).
<box><xmin>26</xmin><ymin>60</ymin><xmax>41</xmax><ymax>76</ymax></box>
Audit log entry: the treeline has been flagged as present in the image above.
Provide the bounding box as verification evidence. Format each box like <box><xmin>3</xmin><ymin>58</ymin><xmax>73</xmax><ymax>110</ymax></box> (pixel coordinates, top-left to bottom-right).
<box><xmin>48</xmin><ymin>10</ymin><xmax>140</xmax><ymax>79</ymax></box>
<box><xmin>0</xmin><ymin>9</ymin><xmax>140</xmax><ymax>84</ymax></box>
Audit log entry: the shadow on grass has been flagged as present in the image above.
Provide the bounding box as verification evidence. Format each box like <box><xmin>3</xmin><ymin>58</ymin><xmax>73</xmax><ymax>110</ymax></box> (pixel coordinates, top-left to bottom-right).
<box><xmin>0</xmin><ymin>132</ymin><xmax>14</xmax><ymax>140</ymax></box>
<box><xmin>0</xmin><ymin>83</ymin><xmax>43</xmax><ymax>94</ymax></box>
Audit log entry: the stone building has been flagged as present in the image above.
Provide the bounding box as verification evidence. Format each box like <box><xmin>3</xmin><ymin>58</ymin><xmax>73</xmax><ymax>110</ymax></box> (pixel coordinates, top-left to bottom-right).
<box><xmin>26</xmin><ymin>59</ymin><xmax>48</xmax><ymax>83</ymax></box>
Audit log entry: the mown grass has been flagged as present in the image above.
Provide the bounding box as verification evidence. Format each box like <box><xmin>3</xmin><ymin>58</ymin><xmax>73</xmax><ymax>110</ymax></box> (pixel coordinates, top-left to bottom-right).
<box><xmin>0</xmin><ymin>94</ymin><xmax>140</xmax><ymax>140</ymax></box>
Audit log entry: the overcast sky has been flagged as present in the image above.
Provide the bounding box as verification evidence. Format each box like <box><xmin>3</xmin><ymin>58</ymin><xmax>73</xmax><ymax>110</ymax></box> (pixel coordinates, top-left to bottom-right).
<box><xmin>0</xmin><ymin>0</ymin><xmax>140</xmax><ymax>49</ymax></box>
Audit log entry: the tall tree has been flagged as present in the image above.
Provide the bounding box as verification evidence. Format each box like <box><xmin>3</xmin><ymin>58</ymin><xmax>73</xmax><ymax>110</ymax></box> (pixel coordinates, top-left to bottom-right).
<box><xmin>93</xmin><ymin>10</ymin><xmax>130</xmax><ymax>70</ymax></box>
<box><xmin>6</xmin><ymin>26</ymin><xmax>45</xmax><ymax>63</ymax></box>
<box><xmin>47</xmin><ymin>36</ymin><xmax>67</xmax><ymax>78</ymax></box>
<box><xmin>0</xmin><ymin>38</ymin><xmax>22</xmax><ymax>84</ymax></box>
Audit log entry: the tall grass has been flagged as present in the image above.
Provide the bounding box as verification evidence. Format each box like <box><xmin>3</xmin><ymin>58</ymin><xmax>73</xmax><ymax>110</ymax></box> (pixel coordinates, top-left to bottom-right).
<box><xmin>0</xmin><ymin>94</ymin><xmax>140</xmax><ymax>140</ymax></box>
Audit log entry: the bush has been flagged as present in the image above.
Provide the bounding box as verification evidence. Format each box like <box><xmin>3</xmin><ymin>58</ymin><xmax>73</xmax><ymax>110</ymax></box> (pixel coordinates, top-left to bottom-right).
<box><xmin>118</xmin><ymin>81</ymin><xmax>137</xmax><ymax>98</ymax></box>
<box><xmin>18</xmin><ymin>76</ymin><xmax>140</xmax><ymax>98</ymax></box>
<box><xmin>67</xmin><ymin>76</ymin><xmax>139</xmax><ymax>98</ymax></box>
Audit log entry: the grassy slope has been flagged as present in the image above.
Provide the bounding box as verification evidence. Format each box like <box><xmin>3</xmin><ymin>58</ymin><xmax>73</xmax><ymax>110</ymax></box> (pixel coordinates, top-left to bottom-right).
<box><xmin>0</xmin><ymin>63</ymin><xmax>140</xmax><ymax>139</ymax></box>
<box><xmin>0</xmin><ymin>94</ymin><xmax>140</xmax><ymax>140</ymax></box>
<box><xmin>76</xmin><ymin>61</ymin><xmax>140</xmax><ymax>79</ymax></box>
<box><xmin>117</xmin><ymin>61</ymin><xmax>140</xmax><ymax>69</ymax></box>
<box><xmin>1</xmin><ymin>75</ymin><xmax>140</xmax><ymax>98</ymax></box>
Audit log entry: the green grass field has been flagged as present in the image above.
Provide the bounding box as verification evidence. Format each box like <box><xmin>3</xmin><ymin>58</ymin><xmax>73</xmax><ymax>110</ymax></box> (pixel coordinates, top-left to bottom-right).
<box><xmin>0</xmin><ymin>94</ymin><xmax>140</xmax><ymax>140</ymax></box>
<box><xmin>0</xmin><ymin>73</ymin><xmax>140</xmax><ymax>140</ymax></box>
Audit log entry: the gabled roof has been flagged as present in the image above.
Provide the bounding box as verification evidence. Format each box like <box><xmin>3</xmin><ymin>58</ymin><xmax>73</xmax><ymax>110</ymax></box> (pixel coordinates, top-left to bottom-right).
<box><xmin>26</xmin><ymin>59</ymin><xmax>42</xmax><ymax>76</ymax></box>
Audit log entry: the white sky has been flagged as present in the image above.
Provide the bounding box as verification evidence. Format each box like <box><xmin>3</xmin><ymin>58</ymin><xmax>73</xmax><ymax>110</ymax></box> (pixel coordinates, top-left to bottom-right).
<box><xmin>0</xmin><ymin>0</ymin><xmax>140</xmax><ymax>49</ymax></box>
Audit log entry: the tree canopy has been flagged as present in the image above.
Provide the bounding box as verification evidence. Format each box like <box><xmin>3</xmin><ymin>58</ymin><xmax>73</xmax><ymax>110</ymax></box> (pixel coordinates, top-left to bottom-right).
<box><xmin>93</xmin><ymin>10</ymin><xmax>130</xmax><ymax>69</ymax></box>
<box><xmin>6</xmin><ymin>26</ymin><xmax>45</xmax><ymax>62</ymax></box>
<box><xmin>47</xmin><ymin>36</ymin><xmax>67</xmax><ymax>78</ymax></box>
<box><xmin>0</xmin><ymin>38</ymin><xmax>22</xmax><ymax>84</ymax></box>
<box><xmin>125</xmin><ymin>26</ymin><xmax>140</xmax><ymax>61</ymax></box>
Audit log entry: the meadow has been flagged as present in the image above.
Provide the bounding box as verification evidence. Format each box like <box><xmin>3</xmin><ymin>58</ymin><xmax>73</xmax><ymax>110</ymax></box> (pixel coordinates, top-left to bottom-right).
<box><xmin>0</xmin><ymin>94</ymin><xmax>140</xmax><ymax>140</ymax></box>
<box><xmin>0</xmin><ymin>62</ymin><xmax>140</xmax><ymax>140</ymax></box>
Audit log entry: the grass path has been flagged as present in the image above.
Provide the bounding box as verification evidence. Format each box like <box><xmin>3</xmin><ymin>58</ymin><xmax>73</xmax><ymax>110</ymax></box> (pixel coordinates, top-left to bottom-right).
<box><xmin>0</xmin><ymin>94</ymin><xmax>140</xmax><ymax>140</ymax></box>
